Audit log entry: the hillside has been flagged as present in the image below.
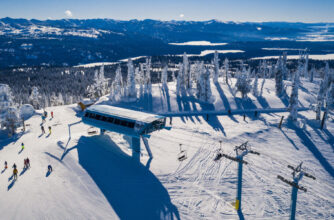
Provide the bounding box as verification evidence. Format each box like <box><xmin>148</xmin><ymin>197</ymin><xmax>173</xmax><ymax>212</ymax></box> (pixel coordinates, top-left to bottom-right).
<box><xmin>0</xmin><ymin>78</ymin><xmax>333</xmax><ymax>219</ymax></box>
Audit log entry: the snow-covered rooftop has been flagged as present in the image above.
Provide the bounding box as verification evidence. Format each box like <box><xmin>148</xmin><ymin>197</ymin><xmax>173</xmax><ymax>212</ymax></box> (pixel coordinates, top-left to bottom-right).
<box><xmin>87</xmin><ymin>105</ymin><xmax>164</xmax><ymax>123</ymax></box>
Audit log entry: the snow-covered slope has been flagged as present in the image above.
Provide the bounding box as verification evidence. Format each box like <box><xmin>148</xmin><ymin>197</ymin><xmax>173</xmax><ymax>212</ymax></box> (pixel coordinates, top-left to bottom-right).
<box><xmin>0</xmin><ymin>78</ymin><xmax>333</xmax><ymax>219</ymax></box>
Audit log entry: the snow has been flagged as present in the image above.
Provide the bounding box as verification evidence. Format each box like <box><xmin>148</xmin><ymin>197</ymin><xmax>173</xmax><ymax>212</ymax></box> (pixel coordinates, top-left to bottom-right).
<box><xmin>262</xmin><ymin>48</ymin><xmax>303</xmax><ymax>51</ymax></box>
<box><xmin>175</xmin><ymin>50</ymin><xmax>244</xmax><ymax>57</ymax></box>
<box><xmin>252</xmin><ymin>54</ymin><xmax>334</xmax><ymax>60</ymax></box>
<box><xmin>169</xmin><ymin>41</ymin><xmax>228</xmax><ymax>46</ymax></box>
<box><xmin>19</xmin><ymin>104</ymin><xmax>35</xmax><ymax>120</ymax></box>
<box><xmin>87</xmin><ymin>105</ymin><xmax>163</xmax><ymax>123</ymax></box>
<box><xmin>0</xmin><ymin>77</ymin><xmax>333</xmax><ymax>219</ymax></box>
<box><xmin>75</xmin><ymin>62</ymin><xmax>119</xmax><ymax>68</ymax></box>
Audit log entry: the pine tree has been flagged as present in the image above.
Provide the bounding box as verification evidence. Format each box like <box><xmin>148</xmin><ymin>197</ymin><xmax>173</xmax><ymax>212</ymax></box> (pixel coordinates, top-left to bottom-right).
<box><xmin>110</xmin><ymin>66</ymin><xmax>123</xmax><ymax>102</ymax></box>
<box><xmin>126</xmin><ymin>58</ymin><xmax>137</xmax><ymax>100</ymax></box>
<box><xmin>309</xmin><ymin>66</ymin><xmax>315</xmax><ymax>82</ymax></box>
<box><xmin>161</xmin><ymin>65</ymin><xmax>168</xmax><ymax>87</ymax></box>
<box><xmin>275</xmin><ymin>56</ymin><xmax>285</xmax><ymax>96</ymax></box>
<box><xmin>183</xmin><ymin>53</ymin><xmax>191</xmax><ymax>89</ymax></box>
<box><xmin>260</xmin><ymin>60</ymin><xmax>267</xmax><ymax>96</ymax></box>
<box><xmin>144</xmin><ymin>58</ymin><xmax>152</xmax><ymax>94</ymax></box>
<box><xmin>236</xmin><ymin>67</ymin><xmax>252</xmax><ymax>98</ymax></box>
<box><xmin>316</xmin><ymin>62</ymin><xmax>331</xmax><ymax>119</ymax></box>
<box><xmin>252</xmin><ymin>71</ymin><xmax>259</xmax><ymax>97</ymax></box>
<box><xmin>224</xmin><ymin>58</ymin><xmax>229</xmax><ymax>84</ymax></box>
<box><xmin>288</xmin><ymin>65</ymin><xmax>301</xmax><ymax>121</ymax></box>
<box><xmin>196</xmin><ymin>66</ymin><xmax>212</xmax><ymax>102</ymax></box>
<box><xmin>29</xmin><ymin>86</ymin><xmax>41</xmax><ymax>109</ymax></box>
<box><xmin>176</xmin><ymin>63</ymin><xmax>185</xmax><ymax>95</ymax></box>
<box><xmin>0</xmin><ymin>84</ymin><xmax>19</xmax><ymax>136</ymax></box>
<box><xmin>213</xmin><ymin>51</ymin><xmax>219</xmax><ymax>83</ymax></box>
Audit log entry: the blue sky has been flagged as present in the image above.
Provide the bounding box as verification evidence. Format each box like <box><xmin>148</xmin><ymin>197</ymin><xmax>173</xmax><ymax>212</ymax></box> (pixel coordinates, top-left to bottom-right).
<box><xmin>1</xmin><ymin>0</ymin><xmax>334</xmax><ymax>22</ymax></box>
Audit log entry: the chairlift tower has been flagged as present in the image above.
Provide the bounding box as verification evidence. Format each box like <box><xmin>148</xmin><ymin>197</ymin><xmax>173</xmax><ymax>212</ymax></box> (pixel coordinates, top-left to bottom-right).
<box><xmin>220</xmin><ymin>141</ymin><xmax>260</xmax><ymax>211</ymax></box>
<box><xmin>277</xmin><ymin>162</ymin><xmax>316</xmax><ymax>220</ymax></box>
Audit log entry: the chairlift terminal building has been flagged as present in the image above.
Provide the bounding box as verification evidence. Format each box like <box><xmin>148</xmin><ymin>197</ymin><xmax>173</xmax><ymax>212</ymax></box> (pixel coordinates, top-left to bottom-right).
<box><xmin>83</xmin><ymin>105</ymin><xmax>166</xmax><ymax>137</ymax></box>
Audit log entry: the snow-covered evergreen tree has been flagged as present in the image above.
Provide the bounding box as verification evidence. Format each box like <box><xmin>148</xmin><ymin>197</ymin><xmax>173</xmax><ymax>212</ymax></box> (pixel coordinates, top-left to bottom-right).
<box><xmin>224</xmin><ymin>58</ymin><xmax>229</xmax><ymax>84</ymax></box>
<box><xmin>236</xmin><ymin>67</ymin><xmax>252</xmax><ymax>98</ymax></box>
<box><xmin>176</xmin><ymin>63</ymin><xmax>185</xmax><ymax>95</ymax></box>
<box><xmin>161</xmin><ymin>65</ymin><xmax>168</xmax><ymax>88</ymax></box>
<box><xmin>144</xmin><ymin>58</ymin><xmax>152</xmax><ymax>94</ymax></box>
<box><xmin>29</xmin><ymin>86</ymin><xmax>41</xmax><ymax>109</ymax></box>
<box><xmin>126</xmin><ymin>58</ymin><xmax>137</xmax><ymax>100</ymax></box>
<box><xmin>260</xmin><ymin>60</ymin><xmax>267</xmax><ymax>96</ymax></box>
<box><xmin>288</xmin><ymin>65</ymin><xmax>301</xmax><ymax>121</ymax></box>
<box><xmin>110</xmin><ymin>66</ymin><xmax>123</xmax><ymax>102</ymax></box>
<box><xmin>316</xmin><ymin>80</ymin><xmax>326</xmax><ymax>120</ymax></box>
<box><xmin>196</xmin><ymin>67</ymin><xmax>212</xmax><ymax>102</ymax></box>
<box><xmin>183</xmin><ymin>53</ymin><xmax>191</xmax><ymax>89</ymax></box>
<box><xmin>275</xmin><ymin>57</ymin><xmax>285</xmax><ymax>96</ymax></box>
<box><xmin>252</xmin><ymin>71</ymin><xmax>259</xmax><ymax>97</ymax></box>
<box><xmin>86</xmin><ymin>67</ymin><xmax>109</xmax><ymax>100</ymax></box>
<box><xmin>309</xmin><ymin>66</ymin><xmax>315</xmax><ymax>82</ymax></box>
<box><xmin>138</xmin><ymin>64</ymin><xmax>145</xmax><ymax>98</ymax></box>
<box><xmin>213</xmin><ymin>51</ymin><xmax>220</xmax><ymax>83</ymax></box>
<box><xmin>0</xmin><ymin>84</ymin><xmax>20</xmax><ymax>136</ymax></box>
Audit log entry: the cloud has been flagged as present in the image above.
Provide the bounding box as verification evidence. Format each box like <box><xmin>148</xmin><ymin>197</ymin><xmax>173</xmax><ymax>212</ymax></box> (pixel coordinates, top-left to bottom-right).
<box><xmin>65</xmin><ymin>10</ymin><xmax>73</xmax><ymax>18</ymax></box>
<box><xmin>179</xmin><ymin>14</ymin><xmax>184</xmax><ymax>18</ymax></box>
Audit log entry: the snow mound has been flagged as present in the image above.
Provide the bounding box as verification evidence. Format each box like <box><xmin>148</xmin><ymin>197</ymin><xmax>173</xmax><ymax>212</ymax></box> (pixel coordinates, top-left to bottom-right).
<box><xmin>19</xmin><ymin>104</ymin><xmax>35</xmax><ymax>120</ymax></box>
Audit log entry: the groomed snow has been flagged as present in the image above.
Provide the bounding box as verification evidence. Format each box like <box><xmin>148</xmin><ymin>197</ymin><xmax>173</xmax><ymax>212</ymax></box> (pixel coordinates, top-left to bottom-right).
<box><xmin>0</xmin><ymin>78</ymin><xmax>333</xmax><ymax>219</ymax></box>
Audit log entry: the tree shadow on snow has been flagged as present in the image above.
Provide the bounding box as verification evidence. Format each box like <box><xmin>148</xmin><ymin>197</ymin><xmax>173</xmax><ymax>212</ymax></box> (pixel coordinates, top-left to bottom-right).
<box><xmin>75</xmin><ymin>135</ymin><xmax>180</xmax><ymax>220</ymax></box>
<box><xmin>287</xmin><ymin>121</ymin><xmax>334</xmax><ymax>178</ymax></box>
<box><xmin>214</xmin><ymin>82</ymin><xmax>238</xmax><ymax>123</ymax></box>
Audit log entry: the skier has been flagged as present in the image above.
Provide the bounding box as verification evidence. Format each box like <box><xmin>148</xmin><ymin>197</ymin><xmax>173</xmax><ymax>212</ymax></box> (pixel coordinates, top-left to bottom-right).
<box><xmin>48</xmin><ymin>126</ymin><xmax>52</xmax><ymax>134</ymax></box>
<box><xmin>26</xmin><ymin>158</ymin><xmax>30</xmax><ymax>168</ymax></box>
<box><xmin>41</xmin><ymin>125</ymin><xmax>45</xmax><ymax>134</ymax></box>
<box><xmin>24</xmin><ymin>159</ymin><xmax>27</xmax><ymax>169</ymax></box>
<box><xmin>44</xmin><ymin>110</ymin><xmax>48</xmax><ymax>118</ymax></box>
<box><xmin>21</xmin><ymin>143</ymin><xmax>24</xmax><ymax>150</ymax></box>
<box><xmin>4</xmin><ymin>161</ymin><xmax>7</xmax><ymax>169</ymax></box>
<box><xmin>13</xmin><ymin>168</ymin><xmax>18</xmax><ymax>180</ymax></box>
<box><xmin>12</xmin><ymin>163</ymin><xmax>17</xmax><ymax>169</ymax></box>
<box><xmin>48</xmin><ymin>165</ymin><xmax>53</xmax><ymax>173</ymax></box>
<box><xmin>51</xmin><ymin>111</ymin><xmax>54</xmax><ymax>119</ymax></box>
<box><xmin>42</xmin><ymin>115</ymin><xmax>46</xmax><ymax>123</ymax></box>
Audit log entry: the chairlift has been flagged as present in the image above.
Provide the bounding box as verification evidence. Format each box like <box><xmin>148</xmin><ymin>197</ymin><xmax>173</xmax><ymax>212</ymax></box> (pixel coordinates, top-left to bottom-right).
<box><xmin>87</xmin><ymin>127</ymin><xmax>98</xmax><ymax>135</ymax></box>
<box><xmin>214</xmin><ymin>140</ymin><xmax>223</xmax><ymax>161</ymax></box>
<box><xmin>178</xmin><ymin>144</ymin><xmax>187</xmax><ymax>161</ymax></box>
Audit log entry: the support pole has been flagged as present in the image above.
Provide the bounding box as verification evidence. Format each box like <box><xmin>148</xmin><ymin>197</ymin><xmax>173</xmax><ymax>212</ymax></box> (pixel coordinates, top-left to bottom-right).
<box><xmin>320</xmin><ymin>111</ymin><xmax>327</xmax><ymax>130</ymax></box>
<box><xmin>132</xmin><ymin>137</ymin><xmax>141</xmax><ymax>162</ymax></box>
<box><xmin>236</xmin><ymin>156</ymin><xmax>243</xmax><ymax>211</ymax></box>
<box><xmin>278</xmin><ymin>116</ymin><xmax>284</xmax><ymax>129</ymax></box>
<box><xmin>290</xmin><ymin>183</ymin><xmax>299</xmax><ymax>220</ymax></box>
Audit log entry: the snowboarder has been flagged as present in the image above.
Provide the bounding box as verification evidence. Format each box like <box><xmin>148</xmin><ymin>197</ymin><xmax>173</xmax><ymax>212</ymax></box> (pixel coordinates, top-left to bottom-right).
<box><xmin>48</xmin><ymin>165</ymin><xmax>53</xmax><ymax>172</ymax></box>
<box><xmin>26</xmin><ymin>158</ymin><xmax>30</xmax><ymax>168</ymax></box>
<box><xmin>21</xmin><ymin>143</ymin><xmax>24</xmax><ymax>150</ymax></box>
<box><xmin>13</xmin><ymin>168</ymin><xmax>18</xmax><ymax>180</ymax></box>
<box><xmin>41</xmin><ymin>125</ymin><xmax>45</xmax><ymax>134</ymax></box>
<box><xmin>12</xmin><ymin>163</ymin><xmax>16</xmax><ymax>169</ymax></box>
<box><xmin>48</xmin><ymin>126</ymin><xmax>52</xmax><ymax>134</ymax></box>
<box><xmin>4</xmin><ymin>161</ymin><xmax>7</xmax><ymax>169</ymax></box>
<box><xmin>51</xmin><ymin>111</ymin><xmax>54</xmax><ymax>118</ymax></box>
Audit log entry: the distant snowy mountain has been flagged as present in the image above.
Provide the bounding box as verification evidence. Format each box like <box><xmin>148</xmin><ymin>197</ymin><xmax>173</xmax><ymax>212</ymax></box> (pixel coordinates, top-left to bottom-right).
<box><xmin>0</xmin><ymin>18</ymin><xmax>334</xmax><ymax>68</ymax></box>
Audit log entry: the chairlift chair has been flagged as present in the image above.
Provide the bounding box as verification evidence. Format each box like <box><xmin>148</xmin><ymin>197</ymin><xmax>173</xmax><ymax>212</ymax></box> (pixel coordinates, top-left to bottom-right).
<box><xmin>87</xmin><ymin>127</ymin><xmax>98</xmax><ymax>135</ymax></box>
<box><xmin>178</xmin><ymin>144</ymin><xmax>187</xmax><ymax>161</ymax></box>
<box><xmin>214</xmin><ymin>140</ymin><xmax>223</xmax><ymax>161</ymax></box>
